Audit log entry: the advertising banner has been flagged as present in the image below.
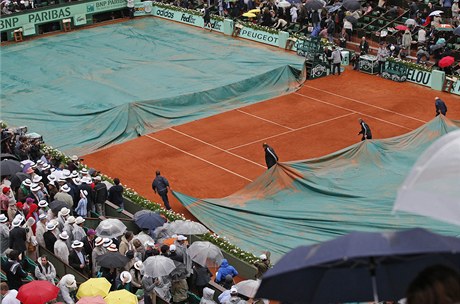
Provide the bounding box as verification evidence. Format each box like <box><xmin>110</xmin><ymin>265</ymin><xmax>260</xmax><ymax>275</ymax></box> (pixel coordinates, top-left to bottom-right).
<box><xmin>237</xmin><ymin>27</ymin><xmax>279</xmax><ymax>46</ymax></box>
<box><xmin>153</xmin><ymin>6</ymin><xmax>224</xmax><ymax>32</ymax></box>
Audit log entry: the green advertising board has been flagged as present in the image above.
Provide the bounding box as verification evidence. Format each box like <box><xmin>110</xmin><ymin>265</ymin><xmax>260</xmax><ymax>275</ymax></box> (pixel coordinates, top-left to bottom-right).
<box><xmin>237</xmin><ymin>27</ymin><xmax>279</xmax><ymax>46</ymax></box>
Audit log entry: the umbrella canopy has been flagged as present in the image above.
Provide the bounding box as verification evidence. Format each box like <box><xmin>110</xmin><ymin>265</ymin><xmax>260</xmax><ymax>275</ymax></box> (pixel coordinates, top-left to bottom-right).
<box><xmin>344</xmin><ymin>15</ymin><xmax>357</xmax><ymax>24</ymax></box>
<box><xmin>438</xmin><ymin>56</ymin><xmax>456</xmax><ymax>68</ymax></box>
<box><xmin>454</xmin><ymin>26</ymin><xmax>460</xmax><ymax>36</ymax></box>
<box><xmin>133</xmin><ymin>233</ymin><xmax>155</xmax><ymax>246</ymax></box>
<box><xmin>304</xmin><ymin>0</ymin><xmax>324</xmax><ymax>11</ymax></box>
<box><xmin>10</xmin><ymin>172</ymin><xmax>30</xmax><ymax>189</ymax></box>
<box><xmin>0</xmin><ymin>153</ymin><xmax>19</xmax><ymax>161</ymax></box>
<box><xmin>143</xmin><ymin>255</ymin><xmax>176</xmax><ymax>278</ymax></box>
<box><xmin>256</xmin><ymin>228</ymin><xmax>460</xmax><ymax>303</ymax></box>
<box><xmin>97</xmin><ymin>252</ymin><xmax>130</xmax><ymax>269</ymax></box>
<box><xmin>429</xmin><ymin>10</ymin><xmax>444</xmax><ymax>16</ymax></box>
<box><xmin>342</xmin><ymin>0</ymin><xmax>360</xmax><ymax>11</ymax></box>
<box><xmin>50</xmin><ymin>200</ymin><xmax>69</xmax><ymax>214</ymax></box>
<box><xmin>247</xmin><ymin>8</ymin><xmax>261</xmax><ymax>13</ymax></box>
<box><xmin>0</xmin><ymin>159</ymin><xmax>23</xmax><ymax>176</ymax></box>
<box><xmin>133</xmin><ymin>210</ymin><xmax>166</xmax><ymax>230</ymax></box>
<box><xmin>17</xmin><ymin>280</ymin><xmax>59</xmax><ymax>304</ymax></box>
<box><xmin>395</xmin><ymin>24</ymin><xmax>409</xmax><ymax>31</ymax></box>
<box><xmin>104</xmin><ymin>290</ymin><xmax>138</xmax><ymax>304</ymax></box>
<box><xmin>77</xmin><ymin>296</ymin><xmax>107</xmax><ymax>304</ymax></box>
<box><xmin>327</xmin><ymin>3</ymin><xmax>341</xmax><ymax>12</ymax></box>
<box><xmin>435</xmin><ymin>24</ymin><xmax>454</xmax><ymax>31</ymax></box>
<box><xmin>277</xmin><ymin>0</ymin><xmax>291</xmax><ymax>8</ymax></box>
<box><xmin>242</xmin><ymin>12</ymin><xmax>257</xmax><ymax>17</ymax></box>
<box><xmin>167</xmin><ymin>220</ymin><xmax>209</xmax><ymax>235</ymax></box>
<box><xmin>234</xmin><ymin>280</ymin><xmax>261</xmax><ymax>298</ymax></box>
<box><xmin>96</xmin><ymin>218</ymin><xmax>127</xmax><ymax>239</ymax></box>
<box><xmin>186</xmin><ymin>241</ymin><xmax>224</xmax><ymax>267</ymax></box>
<box><xmin>394</xmin><ymin>130</ymin><xmax>460</xmax><ymax>226</ymax></box>
<box><xmin>77</xmin><ymin>278</ymin><xmax>112</xmax><ymax>299</ymax></box>
<box><xmin>404</xmin><ymin>18</ymin><xmax>416</xmax><ymax>26</ymax></box>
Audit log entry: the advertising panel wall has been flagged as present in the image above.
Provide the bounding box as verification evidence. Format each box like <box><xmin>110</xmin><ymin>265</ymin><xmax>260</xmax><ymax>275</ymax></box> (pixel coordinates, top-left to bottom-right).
<box><xmin>152</xmin><ymin>6</ymin><xmax>224</xmax><ymax>33</ymax></box>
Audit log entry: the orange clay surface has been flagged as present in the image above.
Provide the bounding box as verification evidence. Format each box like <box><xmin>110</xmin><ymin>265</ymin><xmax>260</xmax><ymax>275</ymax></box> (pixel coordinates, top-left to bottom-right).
<box><xmin>83</xmin><ymin>68</ymin><xmax>460</xmax><ymax>220</ymax></box>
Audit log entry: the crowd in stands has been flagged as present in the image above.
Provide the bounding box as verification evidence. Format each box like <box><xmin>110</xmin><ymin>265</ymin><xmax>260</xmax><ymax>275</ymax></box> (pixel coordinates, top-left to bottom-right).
<box><xmin>0</xmin><ymin>126</ymin><xmax>271</xmax><ymax>303</ymax></box>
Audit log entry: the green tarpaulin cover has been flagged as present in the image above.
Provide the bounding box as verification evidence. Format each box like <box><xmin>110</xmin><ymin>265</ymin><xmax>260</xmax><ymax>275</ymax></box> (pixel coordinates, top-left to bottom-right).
<box><xmin>1</xmin><ymin>18</ymin><xmax>304</xmax><ymax>155</ymax></box>
<box><xmin>174</xmin><ymin>116</ymin><xmax>460</xmax><ymax>262</ymax></box>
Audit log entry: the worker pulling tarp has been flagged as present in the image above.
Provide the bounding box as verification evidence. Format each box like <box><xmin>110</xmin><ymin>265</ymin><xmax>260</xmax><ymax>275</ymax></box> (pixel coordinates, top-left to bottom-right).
<box><xmin>174</xmin><ymin>116</ymin><xmax>460</xmax><ymax>262</ymax></box>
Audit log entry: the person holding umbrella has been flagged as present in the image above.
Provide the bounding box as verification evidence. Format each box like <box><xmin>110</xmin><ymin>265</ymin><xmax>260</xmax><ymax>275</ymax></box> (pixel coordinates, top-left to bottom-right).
<box><xmin>435</xmin><ymin>97</ymin><xmax>448</xmax><ymax>116</ymax></box>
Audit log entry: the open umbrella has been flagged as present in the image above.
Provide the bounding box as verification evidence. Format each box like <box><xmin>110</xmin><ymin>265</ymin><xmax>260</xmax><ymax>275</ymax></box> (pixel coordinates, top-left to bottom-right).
<box><xmin>256</xmin><ymin>228</ymin><xmax>460</xmax><ymax>303</ymax></box>
<box><xmin>77</xmin><ymin>296</ymin><xmax>107</xmax><ymax>304</ymax></box>
<box><xmin>97</xmin><ymin>252</ymin><xmax>130</xmax><ymax>269</ymax></box>
<box><xmin>394</xmin><ymin>130</ymin><xmax>460</xmax><ymax>226</ymax></box>
<box><xmin>344</xmin><ymin>15</ymin><xmax>357</xmax><ymax>24</ymax></box>
<box><xmin>404</xmin><ymin>18</ymin><xmax>416</xmax><ymax>26</ymax></box>
<box><xmin>10</xmin><ymin>172</ymin><xmax>30</xmax><ymax>189</ymax></box>
<box><xmin>133</xmin><ymin>210</ymin><xmax>166</xmax><ymax>230</ymax></box>
<box><xmin>247</xmin><ymin>8</ymin><xmax>261</xmax><ymax>14</ymax></box>
<box><xmin>234</xmin><ymin>280</ymin><xmax>261</xmax><ymax>298</ymax></box>
<box><xmin>304</xmin><ymin>0</ymin><xmax>324</xmax><ymax>11</ymax></box>
<box><xmin>327</xmin><ymin>3</ymin><xmax>341</xmax><ymax>13</ymax></box>
<box><xmin>454</xmin><ymin>26</ymin><xmax>460</xmax><ymax>36</ymax></box>
<box><xmin>77</xmin><ymin>278</ymin><xmax>112</xmax><ymax>299</ymax></box>
<box><xmin>438</xmin><ymin>56</ymin><xmax>455</xmax><ymax>68</ymax></box>
<box><xmin>50</xmin><ymin>200</ymin><xmax>68</xmax><ymax>214</ymax></box>
<box><xmin>0</xmin><ymin>153</ymin><xmax>19</xmax><ymax>161</ymax></box>
<box><xmin>186</xmin><ymin>241</ymin><xmax>224</xmax><ymax>267</ymax></box>
<box><xmin>17</xmin><ymin>280</ymin><xmax>59</xmax><ymax>304</ymax></box>
<box><xmin>133</xmin><ymin>233</ymin><xmax>155</xmax><ymax>246</ymax></box>
<box><xmin>429</xmin><ymin>10</ymin><xmax>444</xmax><ymax>16</ymax></box>
<box><xmin>242</xmin><ymin>12</ymin><xmax>257</xmax><ymax>18</ymax></box>
<box><xmin>395</xmin><ymin>24</ymin><xmax>409</xmax><ymax>31</ymax></box>
<box><xmin>342</xmin><ymin>0</ymin><xmax>361</xmax><ymax>11</ymax></box>
<box><xmin>96</xmin><ymin>218</ymin><xmax>127</xmax><ymax>239</ymax></box>
<box><xmin>104</xmin><ymin>290</ymin><xmax>138</xmax><ymax>304</ymax></box>
<box><xmin>277</xmin><ymin>0</ymin><xmax>291</xmax><ymax>8</ymax></box>
<box><xmin>167</xmin><ymin>220</ymin><xmax>209</xmax><ymax>235</ymax></box>
<box><xmin>143</xmin><ymin>255</ymin><xmax>176</xmax><ymax>278</ymax></box>
<box><xmin>0</xmin><ymin>159</ymin><xmax>22</xmax><ymax>176</ymax></box>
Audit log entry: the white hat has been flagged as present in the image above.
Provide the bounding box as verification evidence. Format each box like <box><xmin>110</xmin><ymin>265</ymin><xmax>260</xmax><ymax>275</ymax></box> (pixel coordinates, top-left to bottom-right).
<box><xmin>107</xmin><ymin>244</ymin><xmax>118</xmax><ymax>252</ymax></box>
<box><xmin>38</xmin><ymin>200</ymin><xmax>48</xmax><ymax>208</ymax></box>
<box><xmin>75</xmin><ymin>216</ymin><xmax>85</xmax><ymax>225</ymax></box>
<box><xmin>60</xmin><ymin>184</ymin><xmax>71</xmax><ymax>193</ymax></box>
<box><xmin>39</xmin><ymin>213</ymin><xmax>47</xmax><ymax>220</ymax></box>
<box><xmin>70</xmin><ymin>170</ymin><xmax>79</xmax><ymax>178</ymax></box>
<box><xmin>260</xmin><ymin>254</ymin><xmax>267</xmax><ymax>260</ymax></box>
<box><xmin>95</xmin><ymin>237</ymin><xmax>104</xmax><ymax>246</ymax></box>
<box><xmin>145</xmin><ymin>241</ymin><xmax>155</xmax><ymax>248</ymax></box>
<box><xmin>31</xmin><ymin>183</ymin><xmax>41</xmax><ymax>192</ymax></box>
<box><xmin>80</xmin><ymin>168</ymin><xmax>88</xmax><ymax>175</ymax></box>
<box><xmin>47</xmin><ymin>174</ymin><xmax>57</xmax><ymax>182</ymax></box>
<box><xmin>71</xmin><ymin>240</ymin><xmax>84</xmax><ymax>248</ymax></box>
<box><xmin>230</xmin><ymin>286</ymin><xmax>238</xmax><ymax>294</ymax></box>
<box><xmin>120</xmin><ymin>271</ymin><xmax>132</xmax><ymax>283</ymax></box>
<box><xmin>0</xmin><ymin>214</ymin><xmax>8</xmax><ymax>223</ymax></box>
<box><xmin>12</xmin><ymin>217</ymin><xmax>22</xmax><ymax>227</ymax></box>
<box><xmin>32</xmin><ymin>175</ymin><xmax>42</xmax><ymax>183</ymax></box>
<box><xmin>103</xmin><ymin>238</ymin><xmax>113</xmax><ymax>248</ymax></box>
<box><xmin>42</xmin><ymin>163</ymin><xmax>51</xmax><ymax>170</ymax></box>
<box><xmin>72</xmin><ymin>178</ymin><xmax>82</xmax><ymax>186</ymax></box>
<box><xmin>64</xmin><ymin>275</ymin><xmax>77</xmax><ymax>288</ymax></box>
<box><xmin>60</xmin><ymin>207</ymin><xmax>70</xmax><ymax>216</ymax></box>
<box><xmin>37</xmin><ymin>160</ymin><xmax>44</xmax><ymax>166</ymax></box>
<box><xmin>59</xmin><ymin>231</ymin><xmax>69</xmax><ymax>240</ymax></box>
<box><xmin>94</xmin><ymin>176</ymin><xmax>102</xmax><ymax>181</ymax></box>
<box><xmin>62</xmin><ymin>170</ymin><xmax>71</xmax><ymax>179</ymax></box>
<box><xmin>22</xmin><ymin>179</ymin><xmax>32</xmax><ymax>187</ymax></box>
<box><xmin>71</xmin><ymin>155</ymin><xmax>79</xmax><ymax>161</ymax></box>
<box><xmin>134</xmin><ymin>261</ymin><xmax>144</xmax><ymax>271</ymax></box>
<box><xmin>46</xmin><ymin>221</ymin><xmax>58</xmax><ymax>230</ymax></box>
<box><xmin>66</xmin><ymin>216</ymin><xmax>76</xmax><ymax>224</ymax></box>
<box><xmin>169</xmin><ymin>244</ymin><xmax>176</xmax><ymax>252</ymax></box>
<box><xmin>177</xmin><ymin>235</ymin><xmax>187</xmax><ymax>241</ymax></box>
<box><xmin>58</xmin><ymin>177</ymin><xmax>67</xmax><ymax>183</ymax></box>
<box><xmin>81</xmin><ymin>177</ymin><xmax>92</xmax><ymax>184</ymax></box>
<box><xmin>80</xmin><ymin>190</ymin><xmax>88</xmax><ymax>198</ymax></box>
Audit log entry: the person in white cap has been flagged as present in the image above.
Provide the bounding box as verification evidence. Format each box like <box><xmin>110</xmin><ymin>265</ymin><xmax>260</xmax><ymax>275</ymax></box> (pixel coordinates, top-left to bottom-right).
<box><xmin>72</xmin><ymin>217</ymin><xmax>86</xmax><ymax>242</ymax></box>
<box><xmin>117</xmin><ymin>271</ymin><xmax>133</xmax><ymax>292</ymax></box>
<box><xmin>9</xmin><ymin>216</ymin><xmax>27</xmax><ymax>257</ymax></box>
<box><xmin>92</xmin><ymin>237</ymin><xmax>106</xmax><ymax>276</ymax></box>
<box><xmin>63</xmin><ymin>216</ymin><xmax>76</xmax><ymax>247</ymax></box>
<box><xmin>200</xmin><ymin>287</ymin><xmax>217</xmax><ymax>304</ymax></box>
<box><xmin>130</xmin><ymin>261</ymin><xmax>144</xmax><ymax>292</ymax></box>
<box><xmin>254</xmin><ymin>252</ymin><xmax>271</xmax><ymax>279</ymax></box>
<box><xmin>0</xmin><ymin>214</ymin><xmax>9</xmax><ymax>254</ymax></box>
<box><xmin>35</xmin><ymin>213</ymin><xmax>48</xmax><ymax>248</ymax></box>
<box><xmin>55</xmin><ymin>185</ymin><xmax>73</xmax><ymax>211</ymax></box>
<box><xmin>175</xmin><ymin>235</ymin><xmax>192</xmax><ymax>275</ymax></box>
<box><xmin>34</xmin><ymin>254</ymin><xmax>57</xmax><ymax>285</ymax></box>
<box><xmin>54</xmin><ymin>231</ymin><xmax>70</xmax><ymax>264</ymax></box>
<box><xmin>56</xmin><ymin>207</ymin><xmax>70</xmax><ymax>232</ymax></box>
<box><xmin>17</xmin><ymin>179</ymin><xmax>32</xmax><ymax>203</ymax></box>
<box><xmin>75</xmin><ymin>190</ymin><xmax>88</xmax><ymax>218</ymax></box>
<box><xmin>224</xmin><ymin>286</ymin><xmax>246</xmax><ymax>304</ymax></box>
<box><xmin>69</xmin><ymin>240</ymin><xmax>89</xmax><ymax>276</ymax></box>
<box><xmin>43</xmin><ymin>220</ymin><xmax>59</xmax><ymax>252</ymax></box>
<box><xmin>24</xmin><ymin>217</ymin><xmax>38</xmax><ymax>261</ymax></box>
<box><xmin>57</xmin><ymin>274</ymin><xmax>77</xmax><ymax>304</ymax></box>
<box><xmin>93</xmin><ymin>175</ymin><xmax>107</xmax><ymax>216</ymax></box>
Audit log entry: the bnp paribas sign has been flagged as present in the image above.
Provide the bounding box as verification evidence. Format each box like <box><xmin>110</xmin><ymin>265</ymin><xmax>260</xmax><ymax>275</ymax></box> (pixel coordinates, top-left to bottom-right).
<box><xmin>86</xmin><ymin>0</ymin><xmax>126</xmax><ymax>13</ymax></box>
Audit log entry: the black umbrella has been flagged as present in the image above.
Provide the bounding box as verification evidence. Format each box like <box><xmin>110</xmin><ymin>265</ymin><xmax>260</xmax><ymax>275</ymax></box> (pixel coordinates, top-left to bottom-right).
<box><xmin>10</xmin><ymin>172</ymin><xmax>30</xmax><ymax>190</ymax></box>
<box><xmin>454</xmin><ymin>26</ymin><xmax>460</xmax><ymax>36</ymax></box>
<box><xmin>133</xmin><ymin>210</ymin><xmax>166</xmax><ymax>230</ymax></box>
<box><xmin>0</xmin><ymin>159</ymin><xmax>23</xmax><ymax>176</ymax></box>
<box><xmin>345</xmin><ymin>15</ymin><xmax>358</xmax><ymax>24</ymax></box>
<box><xmin>342</xmin><ymin>0</ymin><xmax>361</xmax><ymax>11</ymax></box>
<box><xmin>49</xmin><ymin>200</ymin><xmax>68</xmax><ymax>214</ymax></box>
<box><xmin>97</xmin><ymin>252</ymin><xmax>130</xmax><ymax>268</ymax></box>
<box><xmin>0</xmin><ymin>153</ymin><xmax>19</xmax><ymax>161</ymax></box>
<box><xmin>304</xmin><ymin>0</ymin><xmax>324</xmax><ymax>11</ymax></box>
<box><xmin>256</xmin><ymin>228</ymin><xmax>460</xmax><ymax>303</ymax></box>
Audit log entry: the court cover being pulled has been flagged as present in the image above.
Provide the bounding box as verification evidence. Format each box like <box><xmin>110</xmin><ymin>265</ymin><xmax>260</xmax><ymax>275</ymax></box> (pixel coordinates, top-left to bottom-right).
<box><xmin>1</xmin><ymin>18</ymin><xmax>305</xmax><ymax>155</ymax></box>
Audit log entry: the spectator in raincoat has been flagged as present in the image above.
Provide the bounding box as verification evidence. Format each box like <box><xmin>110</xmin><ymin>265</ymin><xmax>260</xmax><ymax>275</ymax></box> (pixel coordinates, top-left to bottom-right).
<box><xmin>215</xmin><ymin>259</ymin><xmax>238</xmax><ymax>285</ymax></box>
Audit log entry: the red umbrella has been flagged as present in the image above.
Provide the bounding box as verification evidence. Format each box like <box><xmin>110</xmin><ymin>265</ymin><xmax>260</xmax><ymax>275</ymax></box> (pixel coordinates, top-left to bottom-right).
<box><xmin>438</xmin><ymin>56</ymin><xmax>455</xmax><ymax>68</ymax></box>
<box><xmin>395</xmin><ymin>24</ymin><xmax>409</xmax><ymax>31</ymax></box>
<box><xmin>17</xmin><ymin>281</ymin><xmax>59</xmax><ymax>304</ymax></box>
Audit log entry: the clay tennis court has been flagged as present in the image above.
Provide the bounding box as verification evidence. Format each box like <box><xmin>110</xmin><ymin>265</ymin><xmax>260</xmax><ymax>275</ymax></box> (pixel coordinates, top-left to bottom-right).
<box><xmin>82</xmin><ymin>67</ymin><xmax>460</xmax><ymax>219</ymax></box>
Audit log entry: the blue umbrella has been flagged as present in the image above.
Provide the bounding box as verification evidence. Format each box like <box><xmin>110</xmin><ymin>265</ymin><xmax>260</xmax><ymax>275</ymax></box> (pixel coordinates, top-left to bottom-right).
<box><xmin>256</xmin><ymin>228</ymin><xmax>460</xmax><ymax>303</ymax></box>
<box><xmin>134</xmin><ymin>210</ymin><xmax>166</xmax><ymax>230</ymax></box>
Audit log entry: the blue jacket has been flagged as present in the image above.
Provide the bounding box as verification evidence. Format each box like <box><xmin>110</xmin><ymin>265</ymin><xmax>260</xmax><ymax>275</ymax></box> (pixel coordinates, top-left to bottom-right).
<box><xmin>215</xmin><ymin>259</ymin><xmax>238</xmax><ymax>282</ymax></box>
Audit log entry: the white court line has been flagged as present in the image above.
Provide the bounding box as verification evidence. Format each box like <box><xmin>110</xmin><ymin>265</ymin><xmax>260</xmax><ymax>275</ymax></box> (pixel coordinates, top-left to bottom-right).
<box><xmin>144</xmin><ymin>134</ymin><xmax>254</xmax><ymax>182</ymax></box>
<box><xmin>294</xmin><ymin>92</ymin><xmax>414</xmax><ymax>131</ymax></box>
<box><xmin>228</xmin><ymin>112</ymin><xmax>356</xmax><ymax>150</ymax></box>
<box><xmin>304</xmin><ymin>85</ymin><xmax>427</xmax><ymax>123</ymax></box>
<box><xmin>169</xmin><ymin>127</ymin><xmax>266</xmax><ymax>169</ymax></box>
<box><xmin>236</xmin><ymin>109</ymin><xmax>295</xmax><ymax>131</ymax></box>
